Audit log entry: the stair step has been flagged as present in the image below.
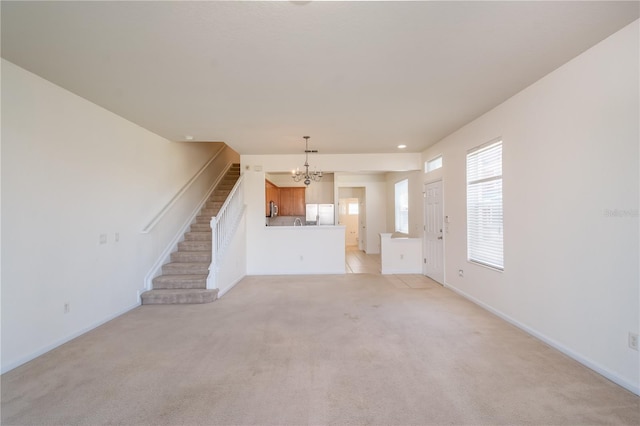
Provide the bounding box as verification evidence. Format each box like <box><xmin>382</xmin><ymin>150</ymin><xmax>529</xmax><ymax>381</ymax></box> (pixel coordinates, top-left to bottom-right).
<box><xmin>199</xmin><ymin>209</ymin><xmax>217</xmax><ymax>217</ymax></box>
<box><xmin>185</xmin><ymin>231</ymin><xmax>212</xmax><ymax>241</ymax></box>
<box><xmin>141</xmin><ymin>289</ymin><xmax>218</xmax><ymax>305</ymax></box>
<box><xmin>204</xmin><ymin>202</ymin><xmax>222</xmax><ymax>210</ymax></box>
<box><xmin>190</xmin><ymin>223</ymin><xmax>211</xmax><ymax>232</ymax></box>
<box><xmin>152</xmin><ymin>274</ymin><xmax>207</xmax><ymax>289</ymax></box>
<box><xmin>170</xmin><ymin>251</ymin><xmax>211</xmax><ymax>263</ymax></box>
<box><xmin>196</xmin><ymin>215</ymin><xmax>216</xmax><ymax>224</ymax></box>
<box><xmin>178</xmin><ymin>240</ymin><xmax>212</xmax><ymax>251</ymax></box>
<box><xmin>163</xmin><ymin>262</ymin><xmax>209</xmax><ymax>275</ymax></box>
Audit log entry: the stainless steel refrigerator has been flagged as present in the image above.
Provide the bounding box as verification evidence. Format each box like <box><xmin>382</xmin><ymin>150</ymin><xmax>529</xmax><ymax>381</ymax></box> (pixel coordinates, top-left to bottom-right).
<box><xmin>306</xmin><ymin>204</ymin><xmax>335</xmax><ymax>225</ymax></box>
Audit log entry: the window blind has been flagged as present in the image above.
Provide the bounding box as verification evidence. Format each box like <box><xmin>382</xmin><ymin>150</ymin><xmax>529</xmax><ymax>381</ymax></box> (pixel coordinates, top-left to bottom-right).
<box><xmin>467</xmin><ymin>141</ymin><xmax>503</xmax><ymax>270</ymax></box>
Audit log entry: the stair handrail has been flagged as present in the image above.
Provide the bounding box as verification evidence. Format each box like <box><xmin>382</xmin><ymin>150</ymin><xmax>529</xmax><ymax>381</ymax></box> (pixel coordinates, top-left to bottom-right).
<box><xmin>208</xmin><ymin>173</ymin><xmax>245</xmax><ymax>289</ymax></box>
<box><xmin>141</xmin><ymin>144</ymin><xmax>226</xmax><ymax>234</ymax></box>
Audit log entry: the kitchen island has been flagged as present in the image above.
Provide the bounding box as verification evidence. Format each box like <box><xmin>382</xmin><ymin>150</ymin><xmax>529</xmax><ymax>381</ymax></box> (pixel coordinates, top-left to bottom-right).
<box><xmin>252</xmin><ymin>225</ymin><xmax>346</xmax><ymax>274</ymax></box>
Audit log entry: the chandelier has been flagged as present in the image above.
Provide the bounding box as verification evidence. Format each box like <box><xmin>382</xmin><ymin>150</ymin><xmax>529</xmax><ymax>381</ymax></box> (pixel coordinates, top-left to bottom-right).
<box><xmin>292</xmin><ymin>136</ymin><xmax>323</xmax><ymax>186</ymax></box>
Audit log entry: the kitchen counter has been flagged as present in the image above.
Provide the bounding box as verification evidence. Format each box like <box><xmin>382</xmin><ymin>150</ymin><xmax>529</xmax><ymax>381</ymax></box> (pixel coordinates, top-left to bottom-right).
<box><xmin>251</xmin><ymin>225</ymin><xmax>346</xmax><ymax>274</ymax></box>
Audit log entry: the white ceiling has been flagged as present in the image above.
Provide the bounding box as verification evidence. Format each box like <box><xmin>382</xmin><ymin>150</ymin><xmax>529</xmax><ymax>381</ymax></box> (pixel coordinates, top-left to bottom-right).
<box><xmin>2</xmin><ymin>1</ymin><xmax>638</xmax><ymax>155</ymax></box>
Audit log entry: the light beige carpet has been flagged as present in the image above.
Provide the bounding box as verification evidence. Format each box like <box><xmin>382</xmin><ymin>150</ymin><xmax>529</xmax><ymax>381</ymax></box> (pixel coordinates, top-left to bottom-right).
<box><xmin>2</xmin><ymin>274</ymin><xmax>639</xmax><ymax>425</ymax></box>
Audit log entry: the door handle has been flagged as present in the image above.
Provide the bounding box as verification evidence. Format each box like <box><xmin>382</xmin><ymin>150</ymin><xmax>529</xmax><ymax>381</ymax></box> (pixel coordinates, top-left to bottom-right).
<box><xmin>437</xmin><ymin>236</ymin><xmax>443</xmax><ymax>240</ymax></box>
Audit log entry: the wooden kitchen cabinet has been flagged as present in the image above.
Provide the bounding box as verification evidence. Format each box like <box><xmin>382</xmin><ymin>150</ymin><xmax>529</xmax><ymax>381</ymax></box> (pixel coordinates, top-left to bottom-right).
<box><xmin>265</xmin><ymin>180</ymin><xmax>280</xmax><ymax>216</ymax></box>
<box><xmin>279</xmin><ymin>187</ymin><xmax>306</xmax><ymax>216</ymax></box>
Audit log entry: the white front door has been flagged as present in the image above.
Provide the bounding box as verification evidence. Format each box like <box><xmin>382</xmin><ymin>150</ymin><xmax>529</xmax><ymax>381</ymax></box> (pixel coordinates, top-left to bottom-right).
<box><xmin>424</xmin><ymin>180</ymin><xmax>444</xmax><ymax>284</ymax></box>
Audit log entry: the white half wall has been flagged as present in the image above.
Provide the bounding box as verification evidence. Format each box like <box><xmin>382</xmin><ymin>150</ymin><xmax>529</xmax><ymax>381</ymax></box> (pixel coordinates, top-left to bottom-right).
<box><xmin>1</xmin><ymin>60</ymin><xmax>229</xmax><ymax>373</ymax></box>
<box><xmin>421</xmin><ymin>21</ymin><xmax>639</xmax><ymax>394</ymax></box>
<box><xmin>243</xmin><ymin>169</ymin><xmax>345</xmax><ymax>274</ymax></box>
<box><xmin>380</xmin><ymin>234</ymin><xmax>423</xmax><ymax>274</ymax></box>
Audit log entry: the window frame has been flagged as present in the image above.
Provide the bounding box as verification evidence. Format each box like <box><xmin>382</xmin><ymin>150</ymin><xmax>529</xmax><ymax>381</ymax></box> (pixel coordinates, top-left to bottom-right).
<box><xmin>395</xmin><ymin>178</ymin><xmax>409</xmax><ymax>234</ymax></box>
<box><xmin>466</xmin><ymin>139</ymin><xmax>504</xmax><ymax>271</ymax></box>
<box><xmin>425</xmin><ymin>155</ymin><xmax>443</xmax><ymax>173</ymax></box>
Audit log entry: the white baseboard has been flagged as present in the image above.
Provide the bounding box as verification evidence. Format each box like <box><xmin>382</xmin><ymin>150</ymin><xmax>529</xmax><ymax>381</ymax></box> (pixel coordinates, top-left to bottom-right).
<box><xmin>1</xmin><ymin>301</ymin><xmax>140</xmax><ymax>375</ymax></box>
<box><xmin>444</xmin><ymin>282</ymin><xmax>640</xmax><ymax>396</ymax></box>
<box><xmin>218</xmin><ymin>275</ymin><xmax>245</xmax><ymax>298</ymax></box>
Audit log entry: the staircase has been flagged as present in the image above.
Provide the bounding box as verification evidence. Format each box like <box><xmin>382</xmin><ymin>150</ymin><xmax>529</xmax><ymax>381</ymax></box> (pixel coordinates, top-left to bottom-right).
<box><xmin>141</xmin><ymin>163</ymin><xmax>241</xmax><ymax>304</ymax></box>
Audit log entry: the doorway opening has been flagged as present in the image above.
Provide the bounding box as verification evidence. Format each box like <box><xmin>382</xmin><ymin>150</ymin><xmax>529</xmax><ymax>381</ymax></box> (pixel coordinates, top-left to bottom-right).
<box><xmin>339</xmin><ymin>187</ymin><xmax>379</xmax><ymax>273</ymax></box>
<box><xmin>338</xmin><ymin>187</ymin><xmax>366</xmax><ymax>251</ymax></box>
<box><xmin>339</xmin><ymin>197</ymin><xmax>360</xmax><ymax>247</ymax></box>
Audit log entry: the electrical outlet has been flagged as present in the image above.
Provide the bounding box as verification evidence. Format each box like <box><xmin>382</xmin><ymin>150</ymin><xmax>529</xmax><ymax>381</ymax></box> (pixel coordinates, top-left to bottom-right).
<box><xmin>629</xmin><ymin>332</ymin><xmax>639</xmax><ymax>351</ymax></box>
<box><xmin>400</xmin><ymin>254</ymin><xmax>404</xmax><ymax>260</ymax></box>
<box><xmin>64</xmin><ymin>303</ymin><xmax>70</xmax><ymax>314</ymax></box>
<box><xmin>458</xmin><ymin>269</ymin><xmax>464</xmax><ymax>277</ymax></box>
<box><xmin>115</xmin><ymin>232</ymin><xmax>120</xmax><ymax>242</ymax></box>
<box><xmin>99</xmin><ymin>234</ymin><xmax>107</xmax><ymax>244</ymax></box>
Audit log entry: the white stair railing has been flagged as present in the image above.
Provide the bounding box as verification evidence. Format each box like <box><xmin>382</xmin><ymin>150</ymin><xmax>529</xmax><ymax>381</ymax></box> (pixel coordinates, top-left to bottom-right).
<box><xmin>207</xmin><ymin>174</ymin><xmax>245</xmax><ymax>290</ymax></box>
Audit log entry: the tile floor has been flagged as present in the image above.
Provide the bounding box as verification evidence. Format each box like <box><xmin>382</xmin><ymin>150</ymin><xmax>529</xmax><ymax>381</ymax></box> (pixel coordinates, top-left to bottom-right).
<box><xmin>345</xmin><ymin>246</ymin><xmax>440</xmax><ymax>288</ymax></box>
<box><xmin>345</xmin><ymin>245</ymin><xmax>381</xmax><ymax>274</ymax></box>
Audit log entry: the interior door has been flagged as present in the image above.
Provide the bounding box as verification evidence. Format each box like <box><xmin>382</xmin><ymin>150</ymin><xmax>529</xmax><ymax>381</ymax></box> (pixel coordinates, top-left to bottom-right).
<box><xmin>339</xmin><ymin>198</ymin><xmax>359</xmax><ymax>246</ymax></box>
<box><xmin>424</xmin><ymin>180</ymin><xmax>444</xmax><ymax>284</ymax></box>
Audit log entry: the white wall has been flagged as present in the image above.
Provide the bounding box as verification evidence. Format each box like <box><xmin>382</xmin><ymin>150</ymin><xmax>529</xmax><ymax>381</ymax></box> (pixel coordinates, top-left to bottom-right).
<box><xmin>421</xmin><ymin>21</ymin><xmax>639</xmax><ymax>394</ymax></box>
<box><xmin>1</xmin><ymin>60</ymin><xmax>229</xmax><ymax>373</ymax></box>
<box><xmin>243</xmin><ymin>152</ymin><xmax>421</xmax><ymax>175</ymax></box>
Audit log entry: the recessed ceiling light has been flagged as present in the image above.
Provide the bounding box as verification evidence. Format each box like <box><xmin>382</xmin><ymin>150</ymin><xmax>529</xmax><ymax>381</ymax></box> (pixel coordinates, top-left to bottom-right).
<box><xmin>185</xmin><ymin>135</ymin><xmax>194</xmax><ymax>140</ymax></box>
<box><xmin>397</xmin><ymin>144</ymin><xmax>407</xmax><ymax>149</ymax></box>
